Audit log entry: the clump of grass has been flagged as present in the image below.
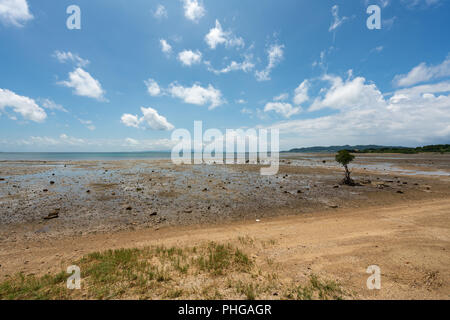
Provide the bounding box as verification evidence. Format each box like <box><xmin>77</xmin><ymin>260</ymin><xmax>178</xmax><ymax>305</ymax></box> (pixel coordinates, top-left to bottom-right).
<box><xmin>195</xmin><ymin>242</ymin><xmax>253</xmax><ymax>276</ymax></box>
<box><xmin>285</xmin><ymin>274</ymin><xmax>344</xmax><ymax>300</ymax></box>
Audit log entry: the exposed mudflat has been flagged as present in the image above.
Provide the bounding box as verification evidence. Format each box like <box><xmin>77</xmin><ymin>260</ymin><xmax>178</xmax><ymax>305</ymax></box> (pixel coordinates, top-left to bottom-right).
<box><xmin>0</xmin><ymin>154</ymin><xmax>449</xmax><ymax>242</ymax></box>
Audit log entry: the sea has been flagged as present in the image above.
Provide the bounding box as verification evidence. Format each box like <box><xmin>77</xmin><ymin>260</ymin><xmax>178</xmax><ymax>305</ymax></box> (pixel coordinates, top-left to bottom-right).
<box><xmin>0</xmin><ymin>152</ymin><xmax>172</xmax><ymax>161</ymax></box>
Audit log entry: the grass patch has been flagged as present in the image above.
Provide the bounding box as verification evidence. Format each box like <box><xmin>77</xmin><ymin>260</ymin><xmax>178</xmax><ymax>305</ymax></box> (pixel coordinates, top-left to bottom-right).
<box><xmin>0</xmin><ymin>242</ymin><xmax>345</xmax><ymax>300</ymax></box>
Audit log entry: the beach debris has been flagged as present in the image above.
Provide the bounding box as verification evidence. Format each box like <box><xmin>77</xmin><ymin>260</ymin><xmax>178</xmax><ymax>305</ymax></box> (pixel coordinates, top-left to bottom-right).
<box><xmin>44</xmin><ymin>208</ymin><xmax>60</xmax><ymax>220</ymax></box>
<box><xmin>256</xmin><ymin>219</ymin><xmax>261</xmax><ymax>222</ymax></box>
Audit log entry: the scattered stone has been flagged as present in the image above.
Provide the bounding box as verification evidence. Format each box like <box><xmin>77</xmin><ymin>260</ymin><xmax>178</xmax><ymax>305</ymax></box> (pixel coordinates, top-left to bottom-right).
<box><xmin>86</xmin><ymin>190</ymin><xmax>91</xmax><ymax>193</ymax></box>
<box><xmin>126</xmin><ymin>206</ymin><xmax>132</xmax><ymax>211</ymax></box>
<box><xmin>333</xmin><ymin>185</ymin><xmax>339</xmax><ymax>189</ymax></box>
<box><xmin>297</xmin><ymin>190</ymin><xmax>302</xmax><ymax>193</ymax></box>
<box><xmin>202</xmin><ymin>188</ymin><xmax>208</xmax><ymax>192</ymax></box>
<box><xmin>150</xmin><ymin>212</ymin><xmax>157</xmax><ymax>216</ymax></box>
<box><xmin>49</xmin><ymin>181</ymin><xmax>55</xmax><ymax>185</ymax></box>
<box><xmin>184</xmin><ymin>210</ymin><xmax>193</xmax><ymax>213</ymax></box>
<box><xmin>397</xmin><ymin>190</ymin><xmax>404</xmax><ymax>194</ymax></box>
<box><xmin>43</xmin><ymin>189</ymin><xmax>48</xmax><ymax>192</ymax></box>
<box><xmin>329</xmin><ymin>205</ymin><xmax>339</xmax><ymax>209</ymax></box>
<box><xmin>44</xmin><ymin>209</ymin><xmax>60</xmax><ymax>220</ymax></box>
<box><xmin>0</xmin><ymin>178</ymin><xmax>5</xmax><ymax>181</ymax></box>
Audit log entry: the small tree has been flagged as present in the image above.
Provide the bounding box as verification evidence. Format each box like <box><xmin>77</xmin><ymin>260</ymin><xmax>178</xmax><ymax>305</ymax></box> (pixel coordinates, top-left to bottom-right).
<box><xmin>335</xmin><ymin>150</ymin><xmax>355</xmax><ymax>185</ymax></box>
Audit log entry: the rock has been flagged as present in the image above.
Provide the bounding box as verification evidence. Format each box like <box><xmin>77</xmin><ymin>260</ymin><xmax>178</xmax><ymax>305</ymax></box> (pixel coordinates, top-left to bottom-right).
<box><xmin>0</xmin><ymin>178</ymin><xmax>5</xmax><ymax>181</ymax></box>
<box><xmin>329</xmin><ymin>205</ymin><xmax>339</xmax><ymax>209</ymax></box>
<box><xmin>126</xmin><ymin>206</ymin><xmax>132</xmax><ymax>211</ymax></box>
<box><xmin>50</xmin><ymin>181</ymin><xmax>55</xmax><ymax>185</ymax></box>
<box><xmin>397</xmin><ymin>190</ymin><xmax>404</xmax><ymax>194</ymax></box>
<box><xmin>44</xmin><ymin>209</ymin><xmax>60</xmax><ymax>220</ymax></box>
<box><xmin>184</xmin><ymin>210</ymin><xmax>193</xmax><ymax>213</ymax></box>
<box><xmin>202</xmin><ymin>188</ymin><xmax>208</xmax><ymax>192</ymax></box>
<box><xmin>43</xmin><ymin>189</ymin><xmax>48</xmax><ymax>192</ymax></box>
<box><xmin>86</xmin><ymin>190</ymin><xmax>91</xmax><ymax>193</ymax></box>
<box><xmin>297</xmin><ymin>190</ymin><xmax>302</xmax><ymax>193</ymax></box>
<box><xmin>150</xmin><ymin>212</ymin><xmax>157</xmax><ymax>216</ymax></box>
<box><xmin>333</xmin><ymin>185</ymin><xmax>339</xmax><ymax>188</ymax></box>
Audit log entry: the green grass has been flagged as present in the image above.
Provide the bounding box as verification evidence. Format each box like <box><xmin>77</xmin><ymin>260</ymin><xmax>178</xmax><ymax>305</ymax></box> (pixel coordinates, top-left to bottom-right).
<box><xmin>0</xmin><ymin>241</ymin><xmax>345</xmax><ymax>300</ymax></box>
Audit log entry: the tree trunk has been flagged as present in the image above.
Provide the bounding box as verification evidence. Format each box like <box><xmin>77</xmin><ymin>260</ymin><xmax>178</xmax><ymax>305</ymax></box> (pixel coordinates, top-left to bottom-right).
<box><xmin>343</xmin><ymin>164</ymin><xmax>354</xmax><ymax>185</ymax></box>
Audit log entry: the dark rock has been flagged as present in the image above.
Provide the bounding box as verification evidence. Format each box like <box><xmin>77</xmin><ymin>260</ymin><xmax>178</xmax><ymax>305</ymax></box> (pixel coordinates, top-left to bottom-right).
<box><xmin>86</xmin><ymin>190</ymin><xmax>91</xmax><ymax>193</ymax></box>
<box><xmin>126</xmin><ymin>206</ymin><xmax>132</xmax><ymax>211</ymax></box>
<box><xmin>150</xmin><ymin>212</ymin><xmax>157</xmax><ymax>216</ymax></box>
<box><xmin>44</xmin><ymin>209</ymin><xmax>60</xmax><ymax>220</ymax></box>
<box><xmin>397</xmin><ymin>190</ymin><xmax>404</xmax><ymax>194</ymax></box>
<box><xmin>43</xmin><ymin>189</ymin><xmax>48</xmax><ymax>192</ymax></box>
<box><xmin>49</xmin><ymin>181</ymin><xmax>55</xmax><ymax>185</ymax></box>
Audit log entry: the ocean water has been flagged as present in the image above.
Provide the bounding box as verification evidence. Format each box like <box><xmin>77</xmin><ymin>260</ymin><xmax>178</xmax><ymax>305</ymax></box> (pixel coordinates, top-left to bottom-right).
<box><xmin>0</xmin><ymin>152</ymin><xmax>172</xmax><ymax>161</ymax></box>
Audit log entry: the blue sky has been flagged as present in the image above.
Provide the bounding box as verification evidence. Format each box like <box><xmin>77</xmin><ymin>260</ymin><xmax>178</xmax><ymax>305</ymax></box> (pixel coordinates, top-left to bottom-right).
<box><xmin>0</xmin><ymin>0</ymin><xmax>449</xmax><ymax>151</ymax></box>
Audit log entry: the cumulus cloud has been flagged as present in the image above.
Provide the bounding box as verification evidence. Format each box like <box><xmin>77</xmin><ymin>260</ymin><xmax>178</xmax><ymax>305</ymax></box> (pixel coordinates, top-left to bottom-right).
<box><xmin>144</xmin><ymin>78</ymin><xmax>162</xmax><ymax>96</ymax></box>
<box><xmin>153</xmin><ymin>4</ymin><xmax>167</xmax><ymax>19</ymax></box>
<box><xmin>264</xmin><ymin>102</ymin><xmax>301</xmax><ymax>118</ymax></box>
<box><xmin>121</xmin><ymin>107</ymin><xmax>174</xmax><ymax>131</ymax></box>
<box><xmin>0</xmin><ymin>88</ymin><xmax>46</xmax><ymax>122</ymax></box>
<box><xmin>274</xmin><ymin>93</ymin><xmax>289</xmax><ymax>102</ymax></box>
<box><xmin>269</xmin><ymin>73</ymin><xmax>450</xmax><ymax>147</ymax></box>
<box><xmin>178</xmin><ymin>50</ymin><xmax>202</xmax><ymax>66</ymax></box>
<box><xmin>169</xmin><ymin>83</ymin><xmax>224</xmax><ymax>109</ymax></box>
<box><xmin>182</xmin><ymin>0</ymin><xmax>205</xmax><ymax>23</ymax></box>
<box><xmin>329</xmin><ymin>5</ymin><xmax>348</xmax><ymax>32</ymax></box>
<box><xmin>160</xmin><ymin>39</ymin><xmax>172</xmax><ymax>55</ymax></box>
<box><xmin>204</xmin><ymin>20</ymin><xmax>244</xmax><ymax>50</ymax></box>
<box><xmin>0</xmin><ymin>0</ymin><xmax>33</xmax><ymax>27</ymax></box>
<box><xmin>53</xmin><ymin>51</ymin><xmax>90</xmax><ymax>67</ymax></box>
<box><xmin>393</xmin><ymin>55</ymin><xmax>450</xmax><ymax>87</ymax></box>
<box><xmin>255</xmin><ymin>44</ymin><xmax>285</xmax><ymax>81</ymax></box>
<box><xmin>59</xmin><ymin>68</ymin><xmax>106</xmax><ymax>101</ymax></box>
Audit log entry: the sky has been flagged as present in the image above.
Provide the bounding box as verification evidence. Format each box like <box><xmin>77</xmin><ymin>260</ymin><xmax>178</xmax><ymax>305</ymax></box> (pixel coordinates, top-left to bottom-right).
<box><xmin>0</xmin><ymin>0</ymin><xmax>449</xmax><ymax>152</ymax></box>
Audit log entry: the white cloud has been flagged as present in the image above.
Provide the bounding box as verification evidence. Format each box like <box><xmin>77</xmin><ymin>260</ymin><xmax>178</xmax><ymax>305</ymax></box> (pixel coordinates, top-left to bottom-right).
<box><xmin>329</xmin><ymin>5</ymin><xmax>348</xmax><ymax>32</ymax></box>
<box><xmin>204</xmin><ymin>20</ymin><xmax>244</xmax><ymax>50</ymax></box>
<box><xmin>0</xmin><ymin>0</ymin><xmax>33</xmax><ymax>27</ymax></box>
<box><xmin>269</xmin><ymin>73</ymin><xmax>450</xmax><ymax>147</ymax></box>
<box><xmin>40</xmin><ymin>98</ymin><xmax>68</xmax><ymax>113</ymax></box>
<box><xmin>153</xmin><ymin>4</ymin><xmax>167</xmax><ymax>19</ymax></box>
<box><xmin>178</xmin><ymin>50</ymin><xmax>202</xmax><ymax>66</ymax></box>
<box><xmin>182</xmin><ymin>0</ymin><xmax>205</xmax><ymax>23</ymax></box>
<box><xmin>401</xmin><ymin>0</ymin><xmax>442</xmax><ymax>8</ymax></box>
<box><xmin>393</xmin><ymin>55</ymin><xmax>450</xmax><ymax>87</ymax></box>
<box><xmin>255</xmin><ymin>44</ymin><xmax>285</xmax><ymax>81</ymax></box>
<box><xmin>206</xmin><ymin>56</ymin><xmax>254</xmax><ymax>75</ymax></box>
<box><xmin>236</xmin><ymin>99</ymin><xmax>247</xmax><ymax>104</ymax></box>
<box><xmin>309</xmin><ymin>74</ymin><xmax>385</xmax><ymax>111</ymax></box>
<box><xmin>78</xmin><ymin>118</ymin><xmax>96</xmax><ymax>131</ymax></box>
<box><xmin>264</xmin><ymin>102</ymin><xmax>301</xmax><ymax>118</ymax></box>
<box><xmin>53</xmin><ymin>51</ymin><xmax>90</xmax><ymax>67</ymax></box>
<box><xmin>0</xmin><ymin>88</ymin><xmax>46</xmax><ymax>122</ymax></box>
<box><xmin>121</xmin><ymin>107</ymin><xmax>174</xmax><ymax>131</ymax></box>
<box><xmin>120</xmin><ymin>113</ymin><xmax>141</xmax><ymax>128</ymax></box>
<box><xmin>60</xmin><ymin>68</ymin><xmax>106</xmax><ymax>101</ymax></box>
<box><xmin>293</xmin><ymin>80</ymin><xmax>310</xmax><ymax>105</ymax></box>
<box><xmin>160</xmin><ymin>39</ymin><xmax>172</xmax><ymax>55</ymax></box>
<box><xmin>274</xmin><ymin>93</ymin><xmax>289</xmax><ymax>102</ymax></box>
<box><xmin>144</xmin><ymin>78</ymin><xmax>162</xmax><ymax>96</ymax></box>
<box><xmin>169</xmin><ymin>83</ymin><xmax>224</xmax><ymax>109</ymax></box>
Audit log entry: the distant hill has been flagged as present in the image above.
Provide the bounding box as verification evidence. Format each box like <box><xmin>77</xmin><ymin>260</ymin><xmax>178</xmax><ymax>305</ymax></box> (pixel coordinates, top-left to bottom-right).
<box><xmin>284</xmin><ymin>144</ymin><xmax>450</xmax><ymax>154</ymax></box>
<box><xmin>284</xmin><ymin>145</ymin><xmax>401</xmax><ymax>153</ymax></box>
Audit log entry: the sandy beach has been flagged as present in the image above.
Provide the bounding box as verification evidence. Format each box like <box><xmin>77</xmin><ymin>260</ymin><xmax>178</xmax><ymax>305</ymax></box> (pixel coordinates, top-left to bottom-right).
<box><xmin>0</xmin><ymin>153</ymin><xmax>449</xmax><ymax>299</ymax></box>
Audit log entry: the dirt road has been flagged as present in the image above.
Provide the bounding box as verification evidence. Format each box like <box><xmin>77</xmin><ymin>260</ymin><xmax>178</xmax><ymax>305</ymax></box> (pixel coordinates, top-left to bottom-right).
<box><xmin>1</xmin><ymin>198</ymin><xmax>448</xmax><ymax>299</ymax></box>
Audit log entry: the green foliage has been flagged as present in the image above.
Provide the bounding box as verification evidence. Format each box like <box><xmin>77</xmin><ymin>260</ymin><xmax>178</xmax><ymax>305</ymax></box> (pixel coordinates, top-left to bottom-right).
<box><xmin>335</xmin><ymin>150</ymin><xmax>355</xmax><ymax>166</ymax></box>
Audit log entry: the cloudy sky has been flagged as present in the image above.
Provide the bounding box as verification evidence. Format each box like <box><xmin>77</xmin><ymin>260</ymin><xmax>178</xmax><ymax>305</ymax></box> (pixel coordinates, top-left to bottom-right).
<box><xmin>0</xmin><ymin>0</ymin><xmax>449</xmax><ymax>151</ymax></box>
